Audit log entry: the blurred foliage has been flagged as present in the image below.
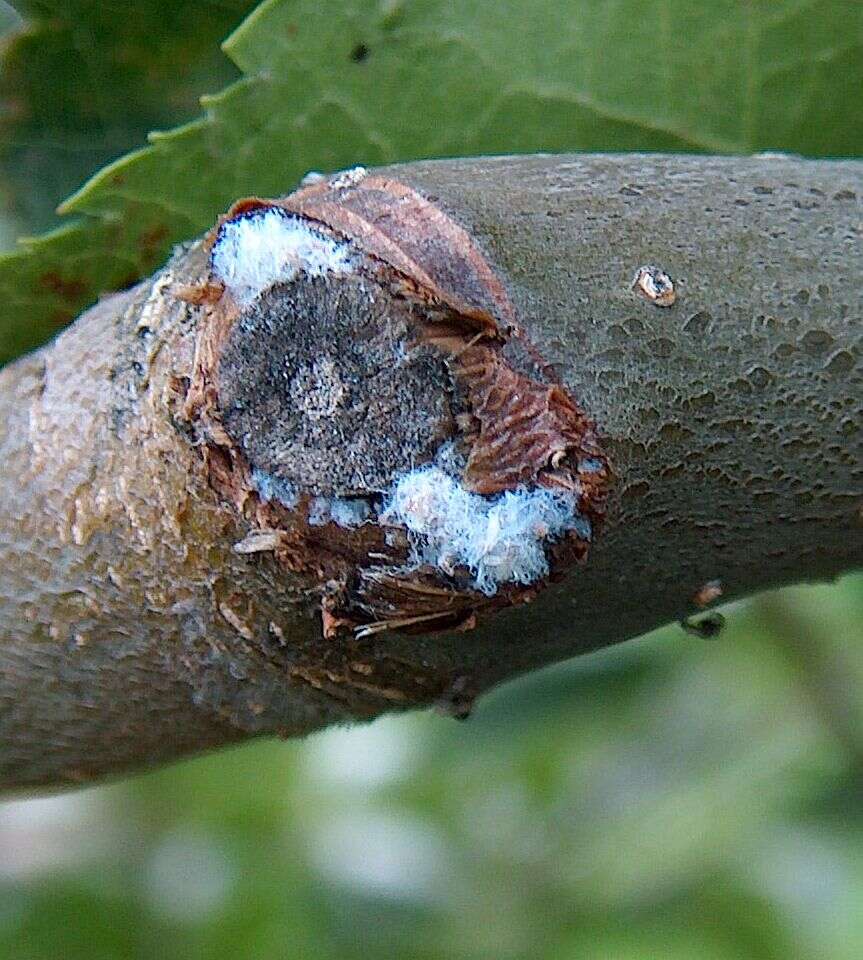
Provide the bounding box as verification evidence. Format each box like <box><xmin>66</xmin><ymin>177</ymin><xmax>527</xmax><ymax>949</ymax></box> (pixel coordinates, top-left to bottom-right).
<box><xmin>2</xmin><ymin>576</ymin><xmax>863</xmax><ymax>960</ymax></box>
<box><xmin>0</xmin><ymin>2</ymin><xmax>861</xmax><ymax>958</ymax></box>
<box><xmin>0</xmin><ymin>0</ymin><xmax>258</xmax><ymax>359</ymax></box>
<box><xmin>0</xmin><ymin>0</ymin><xmax>861</xmax><ymax>362</ymax></box>
<box><xmin>0</xmin><ymin>0</ymin><xmax>257</xmax><ymax>235</ymax></box>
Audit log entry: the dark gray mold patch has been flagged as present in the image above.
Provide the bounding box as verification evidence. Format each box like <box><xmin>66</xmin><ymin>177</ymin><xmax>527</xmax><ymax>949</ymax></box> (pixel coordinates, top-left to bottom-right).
<box><xmin>217</xmin><ymin>272</ymin><xmax>457</xmax><ymax>497</ymax></box>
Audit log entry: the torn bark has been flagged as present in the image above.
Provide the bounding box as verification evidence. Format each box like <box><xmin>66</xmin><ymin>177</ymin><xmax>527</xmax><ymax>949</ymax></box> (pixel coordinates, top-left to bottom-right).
<box><xmin>1</xmin><ymin>153</ymin><xmax>861</xmax><ymax>792</ymax></box>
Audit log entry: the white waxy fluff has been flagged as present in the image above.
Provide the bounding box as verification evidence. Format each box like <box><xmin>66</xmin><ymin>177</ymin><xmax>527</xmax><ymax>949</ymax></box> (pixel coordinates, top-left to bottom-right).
<box><xmin>250</xmin><ymin>471</ymin><xmax>372</xmax><ymax>528</ymax></box>
<box><xmin>308</xmin><ymin>496</ymin><xmax>373</xmax><ymax>528</ymax></box>
<box><xmin>211</xmin><ymin>208</ymin><xmax>354</xmax><ymax>305</ymax></box>
<box><xmin>380</xmin><ymin>466</ymin><xmax>588</xmax><ymax>596</ymax></box>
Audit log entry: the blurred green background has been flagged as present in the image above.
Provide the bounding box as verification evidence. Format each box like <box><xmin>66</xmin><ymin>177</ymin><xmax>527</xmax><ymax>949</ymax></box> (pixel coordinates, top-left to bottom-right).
<box><xmin>3</xmin><ymin>578</ymin><xmax>863</xmax><ymax>960</ymax></box>
<box><xmin>0</xmin><ymin>1</ymin><xmax>861</xmax><ymax>957</ymax></box>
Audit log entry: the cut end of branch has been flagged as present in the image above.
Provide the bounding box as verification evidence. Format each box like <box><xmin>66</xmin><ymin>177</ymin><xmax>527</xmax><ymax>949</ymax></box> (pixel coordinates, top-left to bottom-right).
<box><xmin>179</xmin><ymin>174</ymin><xmax>612</xmax><ymax>663</ymax></box>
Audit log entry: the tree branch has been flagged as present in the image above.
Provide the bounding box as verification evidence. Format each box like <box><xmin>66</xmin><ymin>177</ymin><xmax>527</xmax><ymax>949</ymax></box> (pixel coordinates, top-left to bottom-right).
<box><xmin>1</xmin><ymin>153</ymin><xmax>861</xmax><ymax>792</ymax></box>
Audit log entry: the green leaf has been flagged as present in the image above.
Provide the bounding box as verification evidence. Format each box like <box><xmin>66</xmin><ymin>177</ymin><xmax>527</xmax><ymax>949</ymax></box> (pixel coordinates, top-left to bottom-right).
<box><xmin>0</xmin><ymin>1</ymin><xmax>257</xmax><ymax>237</ymax></box>
<box><xmin>1</xmin><ymin>0</ymin><xmax>861</xmax><ymax>363</ymax></box>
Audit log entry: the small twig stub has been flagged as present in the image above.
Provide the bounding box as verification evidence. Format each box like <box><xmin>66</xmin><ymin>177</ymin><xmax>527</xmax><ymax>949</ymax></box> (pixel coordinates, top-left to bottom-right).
<box><xmin>632</xmin><ymin>265</ymin><xmax>676</xmax><ymax>307</ymax></box>
<box><xmin>692</xmin><ymin>579</ymin><xmax>723</xmax><ymax>608</ymax></box>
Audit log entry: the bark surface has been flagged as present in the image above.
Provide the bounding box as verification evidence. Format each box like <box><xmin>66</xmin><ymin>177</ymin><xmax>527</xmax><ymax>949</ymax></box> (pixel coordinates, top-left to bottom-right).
<box><xmin>1</xmin><ymin>153</ymin><xmax>861</xmax><ymax>791</ymax></box>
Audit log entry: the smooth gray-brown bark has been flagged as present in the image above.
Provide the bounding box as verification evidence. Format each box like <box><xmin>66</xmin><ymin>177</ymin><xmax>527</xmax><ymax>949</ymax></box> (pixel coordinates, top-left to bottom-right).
<box><xmin>1</xmin><ymin>153</ymin><xmax>861</xmax><ymax>792</ymax></box>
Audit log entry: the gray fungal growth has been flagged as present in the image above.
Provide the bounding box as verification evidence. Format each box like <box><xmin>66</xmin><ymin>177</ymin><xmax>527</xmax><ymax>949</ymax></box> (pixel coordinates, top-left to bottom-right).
<box><xmin>250</xmin><ymin>468</ymin><xmax>297</xmax><ymax>508</ymax></box>
<box><xmin>216</xmin><ymin>271</ymin><xmax>455</xmax><ymax>498</ymax></box>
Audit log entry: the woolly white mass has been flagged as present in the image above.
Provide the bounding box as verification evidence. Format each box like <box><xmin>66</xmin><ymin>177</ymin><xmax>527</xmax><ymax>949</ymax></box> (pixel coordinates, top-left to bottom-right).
<box><xmin>251</xmin><ymin>468</ymin><xmax>372</xmax><ymax>529</ymax></box>
<box><xmin>381</xmin><ymin>466</ymin><xmax>588</xmax><ymax>596</ymax></box>
<box><xmin>211</xmin><ymin>208</ymin><xmax>354</xmax><ymax>305</ymax></box>
<box><xmin>308</xmin><ymin>496</ymin><xmax>373</xmax><ymax>528</ymax></box>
